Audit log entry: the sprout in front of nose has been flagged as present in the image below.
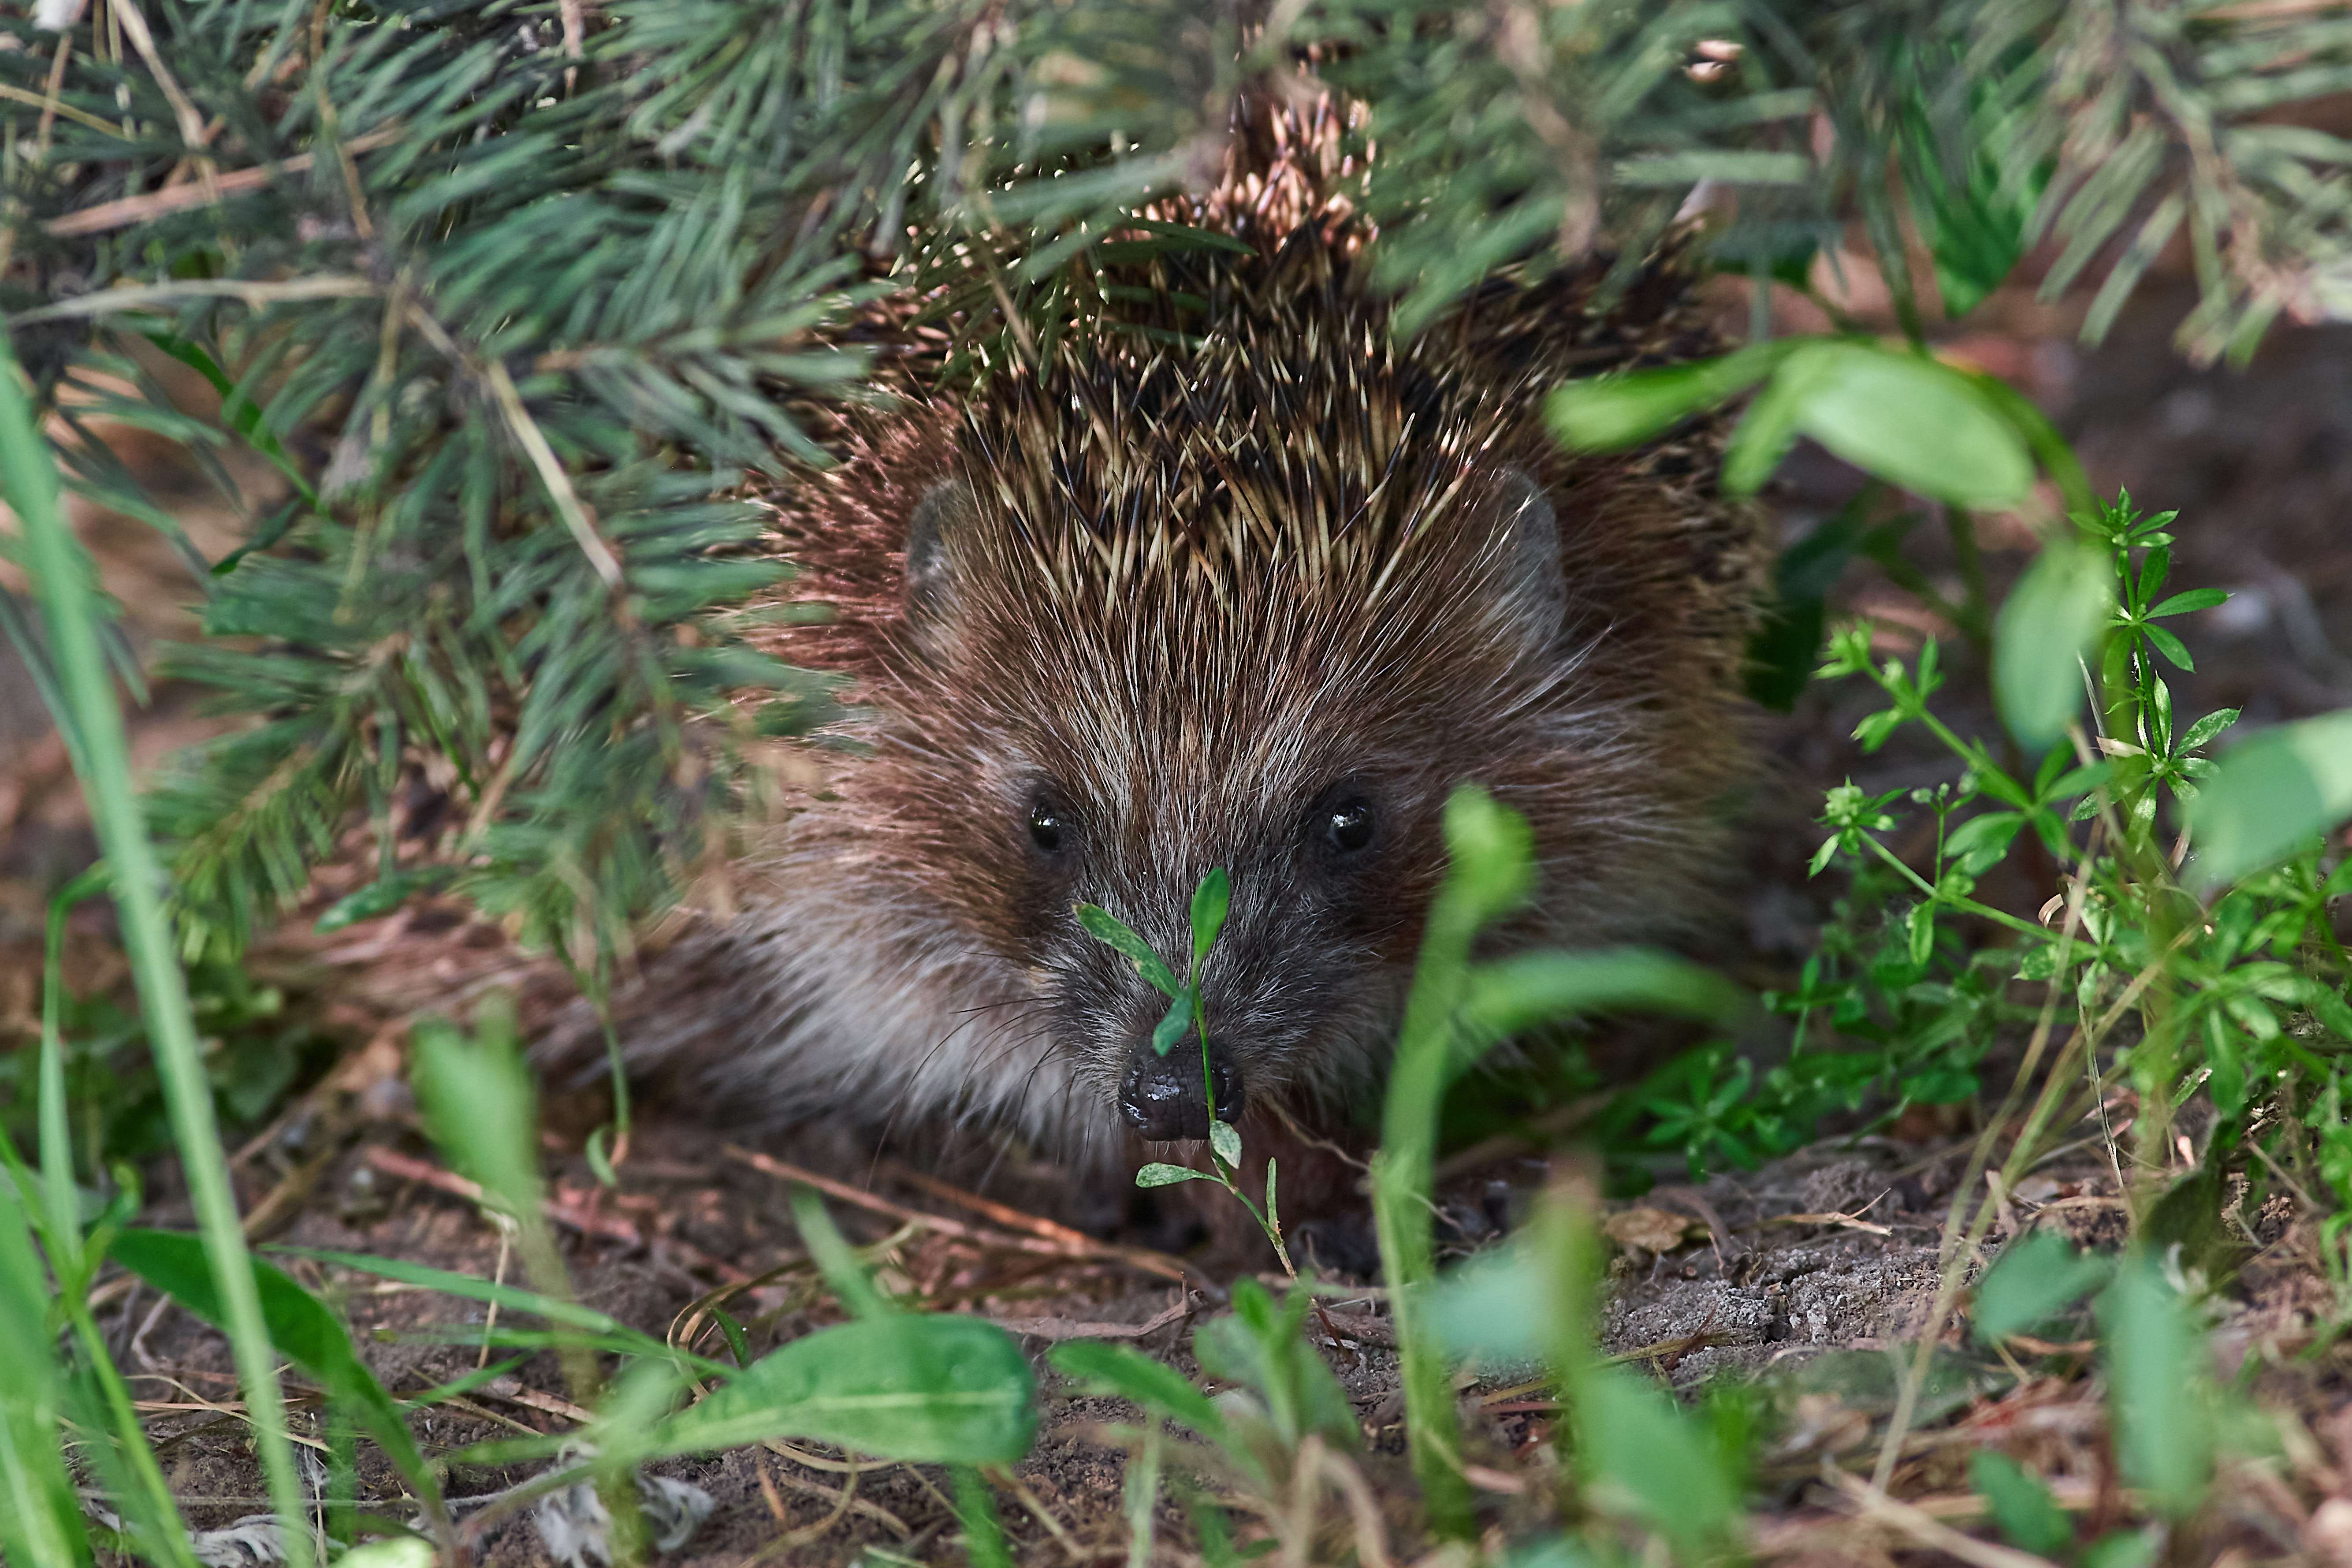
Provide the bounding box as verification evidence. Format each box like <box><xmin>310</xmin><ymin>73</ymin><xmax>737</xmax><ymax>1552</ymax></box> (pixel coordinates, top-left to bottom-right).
<box><xmin>1075</xmin><ymin>868</ymin><xmax>1295</xmax><ymax>1275</ymax></box>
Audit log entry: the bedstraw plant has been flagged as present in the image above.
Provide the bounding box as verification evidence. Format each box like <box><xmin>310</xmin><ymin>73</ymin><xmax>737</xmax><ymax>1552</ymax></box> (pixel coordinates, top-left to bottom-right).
<box><xmin>1079</xmin><ymin>870</ymin><xmax>1301</xmax><ymax>1277</ymax></box>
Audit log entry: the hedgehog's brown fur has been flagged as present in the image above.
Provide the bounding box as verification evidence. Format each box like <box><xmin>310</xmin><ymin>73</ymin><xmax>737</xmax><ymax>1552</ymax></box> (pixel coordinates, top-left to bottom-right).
<box><xmin>579</xmin><ymin>97</ymin><xmax>1765</xmax><ymax>1158</ymax></box>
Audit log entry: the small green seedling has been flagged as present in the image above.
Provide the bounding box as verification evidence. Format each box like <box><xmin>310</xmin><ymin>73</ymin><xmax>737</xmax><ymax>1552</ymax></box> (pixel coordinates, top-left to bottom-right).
<box><xmin>1077</xmin><ymin>869</ymin><xmax>1296</xmax><ymax>1275</ymax></box>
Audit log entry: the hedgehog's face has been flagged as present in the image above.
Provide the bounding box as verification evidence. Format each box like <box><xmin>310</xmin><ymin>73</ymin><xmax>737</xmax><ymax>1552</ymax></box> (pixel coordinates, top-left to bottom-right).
<box><xmin>878</xmin><ymin>463</ymin><xmax>1574</xmax><ymax>1143</ymax></box>
<box><xmin>1004</xmin><ymin>764</ymin><xmax>1436</xmax><ymax>1142</ymax></box>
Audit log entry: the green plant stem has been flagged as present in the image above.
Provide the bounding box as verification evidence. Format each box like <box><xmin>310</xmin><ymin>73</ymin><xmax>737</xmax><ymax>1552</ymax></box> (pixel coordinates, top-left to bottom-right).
<box><xmin>953</xmin><ymin>1465</ymin><xmax>1014</xmax><ymax>1568</ymax></box>
<box><xmin>1873</xmin><ymin>832</ymin><xmax>2100</xmax><ymax>1489</ymax></box>
<box><xmin>66</xmin><ymin>1302</ymin><xmax>205</xmax><ymax>1568</ymax></box>
<box><xmin>1942</xmin><ymin>506</ymin><xmax>1996</xmax><ymax>654</ymax></box>
<box><xmin>1857</xmin><ymin>832</ymin><xmax>2051</xmax><ymax>943</ymax></box>
<box><xmin>41</xmin><ymin>867</ymin><xmax>107</xmax><ymax>1247</ymax></box>
<box><xmin>1971</xmin><ymin>372</ymin><xmax>2097</xmax><ymax>517</ymax></box>
<box><xmin>0</xmin><ymin>331</ymin><xmax>315</xmax><ymax>1568</ymax></box>
<box><xmin>1372</xmin><ymin>884</ymin><xmax>1487</xmax><ymax>1542</ymax></box>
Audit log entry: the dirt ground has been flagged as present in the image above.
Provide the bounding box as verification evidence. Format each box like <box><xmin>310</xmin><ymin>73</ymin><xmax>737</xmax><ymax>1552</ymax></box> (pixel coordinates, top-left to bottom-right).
<box><xmin>7</xmin><ymin>273</ymin><xmax>2352</xmax><ymax>1563</ymax></box>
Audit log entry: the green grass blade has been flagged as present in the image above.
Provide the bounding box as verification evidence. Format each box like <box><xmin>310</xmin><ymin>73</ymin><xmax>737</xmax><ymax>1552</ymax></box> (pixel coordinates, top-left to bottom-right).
<box><xmin>41</xmin><ymin>867</ymin><xmax>111</xmax><ymax>1285</ymax></box>
<box><xmin>135</xmin><ymin>331</ymin><xmax>321</xmax><ymax>512</ymax></box>
<box><xmin>0</xmin><ymin>323</ymin><xmax>315</xmax><ymax>1568</ymax></box>
<box><xmin>1456</xmin><ymin>947</ymin><xmax>1746</xmax><ymax>1074</ymax></box>
<box><xmin>790</xmin><ymin>1187</ymin><xmax>897</xmax><ymax>1319</ymax></box>
<box><xmin>270</xmin><ymin>1248</ymin><xmax>680</xmax><ymax>1351</ymax></box>
<box><xmin>3</xmin><ymin>1117</ymin><xmax>192</xmax><ymax>1566</ymax></box>
<box><xmin>1049</xmin><ymin>1342</ymin><xmax>1229</xmax><ymax>1447</ymax></box>
<box><xmin>0</xmin><ymin>1167</ymin><xmax>91</xmax><ymax>1568</ymax></box>
<box><xmin>61</xmin><ymin>1305</ymin><xmax>208</xmax><ymax>1568</ymax></box>
<box><xmin>1371</xmin><ymin>785</ymin><xmax>1535</xmax><ymax>1540</ymax></box>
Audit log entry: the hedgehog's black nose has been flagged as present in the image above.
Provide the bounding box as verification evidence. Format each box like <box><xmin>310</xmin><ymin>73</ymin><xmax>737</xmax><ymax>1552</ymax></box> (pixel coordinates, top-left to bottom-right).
<box><xmin>1119</xmin><ymin>1039</ymin><xmax>1245</xmax><ymax>1142</ymax></box>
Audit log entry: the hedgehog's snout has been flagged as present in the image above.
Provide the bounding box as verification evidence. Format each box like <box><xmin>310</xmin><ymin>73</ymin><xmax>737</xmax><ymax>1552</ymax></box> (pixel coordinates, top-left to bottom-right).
<box><xmin>1118</xmin><ymin>1036</ymin><xmax>1244</xmax><ymax>1142</ymax></box>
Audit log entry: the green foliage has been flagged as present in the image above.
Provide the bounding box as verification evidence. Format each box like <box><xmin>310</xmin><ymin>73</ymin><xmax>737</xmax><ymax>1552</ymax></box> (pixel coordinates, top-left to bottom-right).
<box><xmin>7</xmin><ymin>5</ymin><xmax>2352</xmax><ymax>1562</ymax></box>
<box><xmin>1995</xmin><ymin>536</ymin><xmax>2114</xmax><ymax>750</ymax></box>
<box><xmin>410</xmin><ymin>1000</ymin><xmax>544</xmax><ymax>1227</ymax></box>
<box><xmin>1082</xmin><ymin>869</ymin><xmax>1300</xmax><ymax>1270</ymax></box>
<box><xmin>107</xmin><ymin>1228</ymin><xmax>443</xmax><ymax>1518</ymax></box>
<box><xmin>1557</xmin><ymin>329</ymin><xmax>2352</xmax><ymax>1212</ymax></box>
<box><xmin>1970</xmin><ymin>1232</ymin><xmax>2112</xmax><ymax>1346</ymax></box>
<box><xmin>0</xmin><ymin>0</ymin><xmax>2342</xmax><ymax>980</ymax></box>
<box><xmin>1572</xmin><ymin>1367</ymin><xmax>1742</xmax><ymax>1560</ymax></box>
<box><xmin>654</xmin><ymin>1314</ymin><xmax>1037</xmax><ymax>1464</ymax></box>
<box><xmin>1195</xmin><ymin>1278</ymin><xmax>1362</xmax><ymax>1457</ymax></box>
<box><xmin>0</xmin><ymin>313</ymin><xmax>315</xmax><ymax>1567</ymax></box>
<box><xmin>2188</xmin><ymin>710</ymin><xmax>2352</xmax><ymax>890</ymax></box>
<box><xmin>0</xmin><ymin>1165</ymin><xmax>88</xmax><ymax>1568</ymax></box>
<box><xmin>2099</xmin><ymin>1255</ymin><xmax>2217</xmax><ymax>1518</ymax></box>
<box><xmin>1971</xmin><ymin>1450</ymin><xmax>2075</xmax><ymax>1557</ymax></box>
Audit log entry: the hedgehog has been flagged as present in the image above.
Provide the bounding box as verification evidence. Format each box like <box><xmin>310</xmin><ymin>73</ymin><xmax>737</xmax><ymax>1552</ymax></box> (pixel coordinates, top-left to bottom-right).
<box><xmin>570</xmin><ymin>104</ymin><xmax>1764</xmax><ymax>1161</ymax></box>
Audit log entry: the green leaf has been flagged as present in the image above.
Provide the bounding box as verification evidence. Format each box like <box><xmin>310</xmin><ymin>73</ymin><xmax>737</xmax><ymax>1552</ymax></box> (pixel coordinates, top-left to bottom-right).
<box><xmin>1906</xmin><ymin>901</ymin><xmax>1935</xmax><ymax>967</ymax></box>
<box><xmin>1970</xmin><ymin>1231</ymin><xmax>2110</xmax><ymax>1345</ymax></box>
<box><xmin>2141</xmin><ymin>622</ymin><xmax>2194</xmax><ymax>671</ymax></box>
<box><xmin>110</xmin><ymin>1229</ymin><xmax>439</xmax><ymax>1508</ymax></box>
<box><xmin>1208</xmin><ymin>1119</ymin><xmax>1242</xmax><ymax>1168</ymax></box>
<box><xmin>655</xmin><ymin>1315</ymin><xmax>1035</xmax><ymax>1465</ymax></box>
<box><xmin>1782</xmin><ymin>343</ymin><xmax>2035</xmax><ymax>507</ymax></box>
<box><xmin>272</xmin><ymin>1248</ymin><xmax>687</xmax><ymax>1359</ymax></box>
<box><xmin>409</xmin><ymin>1001</ymin><xmax>542</xmax><ymax>1225</ymax></box>
<box><xmin>1427</xmin><ymin>1239</ymin><xmax>1548</xmax><ymax>1364</ymax></box>
<box><xmin>1188</xmin><ymin>868</ymin><xmax>1230</xmax><ymax>971</ymax></box>
<box><xmin>1995</xmin><ymin>537</ymin><xmax>2114</xmax><ymax>751</ymax></box>
<box><xmin>1149</xmin><ymin>990</ymin><xmax>1193</xmax><ymax>1057</ymax></box>
<box><xmin>1901</xmin><ymin>93</ymin><xmax>2039</xmax><ymax>320</ymax></box>
<box><xmin>790</xmin><ymin>1188</ymin><xmax>895</xmax><ymax>1320</ymax></box>
<box><xmin>330</xmin><ymin>1542</ymin><xmax>437</xmax><ymax>1568</ymax></box>
<box><xmin>1969</xmin><ymin>1450</ymin><xmax>2073</xmax><ymax>1556</ymax></box>
<box><xmin>137</xmin><ymin>331</ymin><xmax>322</xmax><ymax>511</ymax></box>
<box><xmin>1440</xmin><ymin>787</ymin><xmax>1538</xmax><ymax>927</ymax></box>
<box><xmin>1194</xmin><ymin>1280</ymin><xmax>1357</xmax><ymax>1452</ymax></box>
<box><xmin>0</xmin><ymin>1169</ymin><xmax>89</xmax><ymax>1568</ymax></box>
<box><xmin>2148</xmin><ymin>588</ymin><xmax>2228</xmax><ymax>619</ymax></box>
<box><xmin>1719</xmin><ymin>345</ymin><xmax>1832</xmax><ymax>497</ymax></box>
<box><xmin>1543</xmin><ymin>341</ymin><xmax>1797</xmax><ymax>453</ymax></box>
<box><xmin>1135</xmin><ymin>1163</ymin><xmax>1211</xmax><ymax>1188</ymax></box>
<box><xmin>1456</xmin><ymin>949</ymin><xmax>1745</xmax><ymax>1076</ymax></box>
<box><xmin>1049</xmin><ymin>1341</ymin><xmax>1228</xmax><ymax>1444</ymax></box>
<box><xmin>1945</xmin><ymin>811</ymin><xmax>2024</xmax><ymax>875</ymax></box>
<box><xmin>2185</xmin><ymin>710</ymin><xmax>2352</xmax><ymax>888</ymax></box>
<box><xmin>2078</xmin><ymin>1527</ymin><xmax>2162</xmax><ymax>1568</ymax></box>
<box><xmin>952</xmin><ymin>1465</ymin><xmax>1014</xmax><ymax>1568</ymax></box>
<box><xmin>1076</xmin><ymin>905</ymin><xmax>1180</xmax><ymax>997</ymax></box>
<box><xmin>313</xmin><ymin>869</ymin><xmax>449</xmax><ymax>934</ymax></box>
<box><xmin>2176</xmin><ymin>708</ymin><xmax>2240</xmax><ymax>755</ymax></box>
<box><xmin>2098</xmin><ymin>1254</ymin><xmax>2214</xmax><ymax>1517</ymax></box>
<box><xmin>583</xmin><ymin>1125</ymin><xmax>618</xmax><ymax>1189</ymax></box>
<box><xmin>1572</xmin><ymin>1366</ymin><xmax>1738</xmax><ymax>1559</ymax></box>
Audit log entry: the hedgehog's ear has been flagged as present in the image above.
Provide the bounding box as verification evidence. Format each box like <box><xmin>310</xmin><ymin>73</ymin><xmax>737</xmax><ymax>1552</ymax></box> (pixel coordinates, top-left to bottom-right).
<box><xmin>903</xmin><ymin>480</ymin><xmax>973</xmax><ymax>648</ymax></box>
<box><xmin>1485</xmin><ymin>466</ymin><xmax>1566</xmax><ymax>655</ymax></box>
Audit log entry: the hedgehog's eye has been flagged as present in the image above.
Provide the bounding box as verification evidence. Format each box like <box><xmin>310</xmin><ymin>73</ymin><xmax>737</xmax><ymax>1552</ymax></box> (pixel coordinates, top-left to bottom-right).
<box><xmin>1027</xmin><ymin>802</ymin><xmax>1067</xmax><ymax>855</ymax></box>
<box><xmin>1324</xmin><ymin>799</ymin><xmax>1375</xmax><ymax>855</ymax></box>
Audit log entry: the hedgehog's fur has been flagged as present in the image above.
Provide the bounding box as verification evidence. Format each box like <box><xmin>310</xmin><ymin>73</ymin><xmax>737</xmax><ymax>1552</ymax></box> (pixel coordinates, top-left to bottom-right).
<box><xmin>577</xmin><ymin>107</ymin><xmax>1764</xmax><ymax>1161</ymax></box>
